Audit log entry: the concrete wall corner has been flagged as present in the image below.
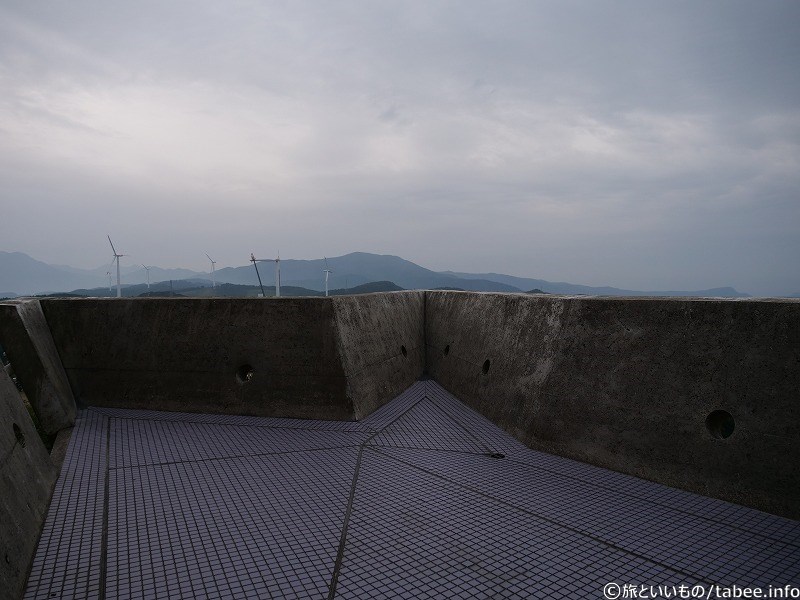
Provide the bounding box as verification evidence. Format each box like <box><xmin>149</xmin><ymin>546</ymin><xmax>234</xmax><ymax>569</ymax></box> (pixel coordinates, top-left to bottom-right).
<box><xmin>331</xmin><ymin>291</ymin><xmax>425</xmax><ymax>419</ymax></box>
<box><xmin>0</xmin><ymin>368</ymin><xmax>59</xmax><ymax>599</ymax></box>
<box><xmin>0</xmin><ymin>300</ymin><xmax>76</xmax><ymax>434</ymax></box>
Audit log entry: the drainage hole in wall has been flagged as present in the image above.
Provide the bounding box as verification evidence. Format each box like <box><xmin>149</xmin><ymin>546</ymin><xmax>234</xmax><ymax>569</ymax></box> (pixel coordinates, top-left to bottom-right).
<box><xmin>482</xmin><ymin>359</ymin><xmax>491</xmax><ymax>374</ymax></box>
<box><xmin>236</xmin><ymin>364</ymin><xmax>254</xmax><ymax>384</ymax></box>
<box><xmin>401</xmin><ymin>345</ymin><xmax>407</xmax><ymax>357</ymax></box>
<box><xmin>706</xmin><ymin>410</ymin><xmax>735</xmax><ymax>439</ymax></box>
<box><xmin>13</xmin><ymin>423</ymin><xmax>25</xmax><ymax>448</ymax></box>
<box><xmin>488</xmin><ymin>452</ymin><xmax>505</xmax><ymax>459</ymax></box>
<box><xmin>444</xmin><ymin>344</ymin><xmax>450</xmax><ymax>356</ymax></box>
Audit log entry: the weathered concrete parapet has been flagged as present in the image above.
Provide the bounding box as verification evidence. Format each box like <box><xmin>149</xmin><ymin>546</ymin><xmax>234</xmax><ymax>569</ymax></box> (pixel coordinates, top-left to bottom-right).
<box><xmin>6</xmin><ymin>292</ymin><xmax>798</xmax><ymax>520</ymax></box>
<box><xmin>426</xmin><ymin>291</ymin><xmax>800</xmax><ymax>519</ymax></box>
<box><xmin>0</xmin><ymin>368</ymin><xmax>58</xmax><ymax>599</ymax></box>
<box><xmin>0</xmin><ymin>300</ymin><xmax>76</xmax><ymax>434</ymax></box>
<box><xmin>39</xmin><ymin>294</ymin><xmax>424</xmax><ymax>420</ymax></box>
<box><xmin>331</xmin><ymin>291</ymin><xmax>424</xmax><ymax>419</ymax></box>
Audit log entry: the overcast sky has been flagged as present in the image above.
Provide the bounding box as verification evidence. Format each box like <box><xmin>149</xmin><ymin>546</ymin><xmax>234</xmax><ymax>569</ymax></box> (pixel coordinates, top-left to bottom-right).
<box><xmin>1</xmin><ymin>1</ymin><xmax>798</xmax><ymax>295</ymax></box>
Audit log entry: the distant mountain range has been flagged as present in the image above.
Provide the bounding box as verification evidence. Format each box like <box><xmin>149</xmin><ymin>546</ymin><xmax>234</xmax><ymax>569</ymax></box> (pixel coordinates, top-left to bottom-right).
<box><xmin>0</xmin><ymin>250</ymin><xmax>754</xmax><ymax>298</ymax></box>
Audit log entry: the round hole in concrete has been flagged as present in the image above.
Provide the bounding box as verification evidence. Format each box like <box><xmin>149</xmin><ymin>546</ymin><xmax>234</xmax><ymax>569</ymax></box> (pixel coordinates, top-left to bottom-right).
<box><xmin>401</xmin><ymin>345</ymin><xmax>407</xmax><ymax>357</ymax></box>
<box><xmin>236</xmin><ymin>364</ymin><xmax>254</xmax><ymax>384</ymax></box>
<box><xmin>444</xmin><ymin>344</ymin><xmax>450</xmax><ymax>356</ymax></box>
<box><xmin>13</xmin><ymin>423</ymin><xmax>25</xmax><ymax>448</ymax></box>
<box><xmin>706</xmin><ymin>410</ymin><xmax>735</xmax><ymax>439</ymax></box>
<box><xmin>482</xmin><ymin>359</ymin><xmax>491</xmax><ymax>374</ymax></box>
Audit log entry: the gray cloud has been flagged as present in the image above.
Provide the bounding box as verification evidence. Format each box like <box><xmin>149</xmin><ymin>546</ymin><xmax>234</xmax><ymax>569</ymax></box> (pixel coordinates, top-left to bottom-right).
<box><xmin>0</xmin><ymin>0</ymin><xmax>798</xmax><ymax>295</ymax></box>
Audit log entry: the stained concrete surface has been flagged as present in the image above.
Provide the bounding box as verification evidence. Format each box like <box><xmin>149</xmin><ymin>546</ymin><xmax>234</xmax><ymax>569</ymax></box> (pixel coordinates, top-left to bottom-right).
<box><xmin>426</xmin><ymin>292</ymin><xmax>800</xmax><ymax>519</ymax></box>
<box><xmin>39</xmin><ymin>295</ymin><xmax>424</xmax><ymax>421</ymax></box>
<box><xmin>23</xmin><ymin>380</ymin><xmax>800</xmax><ymax>599</ymax></box>
<box><xmin>0</xmin><ymin>369</ymin><xmax>58</xmax><ymax>600</ymax></box>
<box><xmin>0</xmin><ymin>300</ymin><xmax>76</xmax><ymax>434</ymax></box>
<box><xmin>331</xmin><ymin>291</ymin><xmax>424</xmax><ymax>419</ymax></box>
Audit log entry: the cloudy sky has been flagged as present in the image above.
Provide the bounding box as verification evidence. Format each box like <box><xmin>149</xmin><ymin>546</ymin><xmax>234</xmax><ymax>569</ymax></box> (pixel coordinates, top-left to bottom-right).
<box><xmin>1</xmin><ymin>1</ymin><xmax>798</xmax><ymax>295</ymax></box>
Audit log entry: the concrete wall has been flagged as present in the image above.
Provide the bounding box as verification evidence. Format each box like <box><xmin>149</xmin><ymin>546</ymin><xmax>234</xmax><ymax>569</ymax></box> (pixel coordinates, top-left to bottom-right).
<box><xmin>331</xmin><ymin>292</ymin><xmax>425</xmax><ymax>419</ymax></box>
<box><xmin>0</xmin><ymin>369</ymin><xmax>58</xmax><ymax>599</ymax></box>
<box><xmin>2</xmin><ymin>291</ymin><xmax>797</xmax><ymax>519</ymax></box>
<box><xmin>39</xmin><ymin>294</ymin><xmax>424</xmax><ymax>421</ymax></box>
<box><xmin>0</xmin><ymin>300</ymin><xmax>76</xmax><ymax>434</ymax></box>
<box><xmin>426</xmin><ymin>291</ymin><xmax>800</xmax><ymax>519</ymax></box>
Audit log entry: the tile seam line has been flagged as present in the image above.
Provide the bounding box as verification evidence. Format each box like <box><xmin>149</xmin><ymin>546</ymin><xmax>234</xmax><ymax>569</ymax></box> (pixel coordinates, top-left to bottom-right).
<box><xmin>370</xmin><ymin>446</ymin><xmax>719</xmax><ymax>587</ymax></box>
<box><xmin>30</xmin><ymin>413</ymin><xmax>84</xmax><ymax>599</ymax></box>
<box><xmin>361</xmin><ymin>394</ymin><xmax>427</xmax><ymax>443</ymax></box>
<box><xmin>87</xmin><ymin>408</ymin><xmax>370</xmax><ymax>432</ymax></box>
<box><xmin>366</xmin><ymin>442</ymin><xmax>497</xmax><ymax>457</ymax></box>
<box><xmin>500</xmin><ymin>454</ymin><xmax>800</xmax><ymax>549</ymax></box>
<box><xmin>99</xmin><ymin>415</ymin><xmax>110</xmax><ymax>600</ymax></box>
<box><xmin>327</xmin><ymin>390</ymin><xmax>426</xmax><ymax>598</ymax></box>
<box><xmin>423</xmin><ymin>388</ymin><xmax>800</xmax><ymax>546</ymax></box>
<box><xmin>327</xmin><ymin>446</ymin><xmax>364</xmax><ymax>600</ymax></box>
<box><xmin>109</xmin><ymin>442</ymin><xmax>369</xmax><ymax>470</ymax></box>
<box><xmin>425</xmin><ymin>394</ymin><xmax>494</xmax><ymax>454</ymax></box>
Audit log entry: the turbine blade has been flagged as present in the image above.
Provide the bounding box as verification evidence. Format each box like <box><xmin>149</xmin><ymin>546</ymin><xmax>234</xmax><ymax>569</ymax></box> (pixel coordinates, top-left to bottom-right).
<box><xmin>107</xmin><ymin>235</ymin><xmax>117</xmax><ymax>256</ymax></box>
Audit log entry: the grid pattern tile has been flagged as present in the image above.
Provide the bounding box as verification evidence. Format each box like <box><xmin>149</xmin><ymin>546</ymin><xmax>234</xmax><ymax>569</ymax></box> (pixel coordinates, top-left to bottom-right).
<box><xmin>359</xmin><ymin>380</ymin><xmax>427</xmax><ymax>429</ymax></box>
<box><xmin>25</xmin><ymin>380</ymin><xmax>800</xmax><ymax>599</ymax></box>
<box><xmin>335</xmin><ymin>448</ymin><xmax>703</xmax><ymax>599</ymax></box>
<box><xmin>426</xmin><ymin>382</ymin><xmax>529</xmax><ymax>456</ymax></box>
<box><xmin>24</xmin><ymin>410</ymin><xmax>107</xmax><ymax>600</ymax></box>
<box><xmin>375</xmin><ymin>447</ymin><xmax>800</xmax><ymax>588</ymax></box>
<box><xmin>368</xmin><ymin>398</ymin><xmax>488</xmax><ymax>454</ymax></box>
<box><xmin>92</xmin><ymin>407</ymin><xmax>368</xmax><ymax>432</ymax></box>
<box><xmin>109</xmin><ymin>418</ymin><xmax>370</xmax><ymax>469</ymax></box>
<box><xmin>107</xmin><ymin>448</ymin><xmax>358</xmax><ymax>599</ymax></box>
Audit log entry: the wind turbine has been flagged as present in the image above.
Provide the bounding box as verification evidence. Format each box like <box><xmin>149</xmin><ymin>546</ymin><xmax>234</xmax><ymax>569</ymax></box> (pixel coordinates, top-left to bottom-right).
<box><xmin>142</xmin><ymin>265</ymin><xmax>151</xmax><ymax>291</ymax></box>
<box><xmin>250</xmin><ymin>252</ymin><xmax>281</xmax><ymax>297</ymax></box>
<box><xmin>323</xmin><ymin>257</ymin><xmax>333</xmax><ymax>297</ymax></box>
<box><xmin>250</xmin><ymin>253</ymin><xmax>265</xmax><ymax>296</ymax></box>
<box><xmin>205</xmin><ymin>253</ymin><xmax>217</xmax><ymax>288</ymax></box>
<box><xmin>106</xmin><ymin>271</ymin><xmax>112</xmax><ymax>292</ymax></box>
<box><xmin>275</xmin><ymin>251</ymin><xmax>281</xmax><ymax>298</ymax></box>
<box><xmin>107</xmin><ymin>236</ymin><xmax>126</xmax><ymax>298</ymax></box>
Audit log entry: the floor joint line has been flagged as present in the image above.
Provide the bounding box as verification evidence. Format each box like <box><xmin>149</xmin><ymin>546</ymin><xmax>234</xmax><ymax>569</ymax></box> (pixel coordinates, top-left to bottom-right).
<box><xmin>110</xmin><ymin>442</ymin><xmax>367</xmax><ymax>470</ymax></box>
<box><xmin>327</xmin><ymin>446</ymin><xmax>364</xmax><ymax>599</ymax></box>
<box><xmin>425</xmin><ymin>395</ymin><xmax>494</xmax><ymax>454</ymax></box>
<box><xmin>370</xmin><ymin>446</ymin><xmax>718</xmax><ymax>587</ymax></box>
<box><xmin>501</xmin><ymin>454</ymin><xmax>800</xmax><ymax>549</ymax></box>
<box><xmin>99</xmin><ymin>416</ymin><xmax>111</xmax><ymax>600</ymax></box>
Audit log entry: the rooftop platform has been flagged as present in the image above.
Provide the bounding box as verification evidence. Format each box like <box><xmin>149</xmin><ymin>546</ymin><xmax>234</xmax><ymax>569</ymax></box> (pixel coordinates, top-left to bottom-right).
<box><xmin>24</xmin><ymin>381</ymin><xmax>800</xmax><ymax>599</ymax></box>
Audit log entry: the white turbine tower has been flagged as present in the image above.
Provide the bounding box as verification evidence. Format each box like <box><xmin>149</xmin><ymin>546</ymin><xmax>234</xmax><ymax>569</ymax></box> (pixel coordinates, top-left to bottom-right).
<box><xmin>205</xmin><ymin>253</ymin><xmax>217</xmax><ymax>288</ymax></box>
<box><xmin>142</xmin><ymin>265</ymin><xmax>151</xmax><ymax>291</ymax></box>
<box><xmin>323</xmin><ymin>257</ymin><xmax>333</xmax><ymax>297</ymax></box>
<box><xmin>275</xmin><ymin>251</ymin><xmax>281</xmax><ymax>298</ymax></box>
<box><xmin>107</xmin><ymin>236</ymin><xmax>125</xmax><ymax>298</ymax></box>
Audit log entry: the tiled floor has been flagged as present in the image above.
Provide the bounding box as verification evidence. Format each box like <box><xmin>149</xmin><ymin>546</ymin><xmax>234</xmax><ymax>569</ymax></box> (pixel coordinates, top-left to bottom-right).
<box><xmin>24</xmin><ymin>380</ymin><xmax>800</xmax><ymax>599</ymax></box>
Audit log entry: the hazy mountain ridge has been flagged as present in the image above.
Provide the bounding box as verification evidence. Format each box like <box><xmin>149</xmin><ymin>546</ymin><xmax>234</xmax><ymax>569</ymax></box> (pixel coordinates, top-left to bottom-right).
<box><xmin>442</xmin><ymin>271</ymin><xmax>751</xmax><ymax>298</ymax></box>
<box><xmin>1</xmin><ymin>250</ymin><xmax>755</xmax><ymax>298</ymax></box>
